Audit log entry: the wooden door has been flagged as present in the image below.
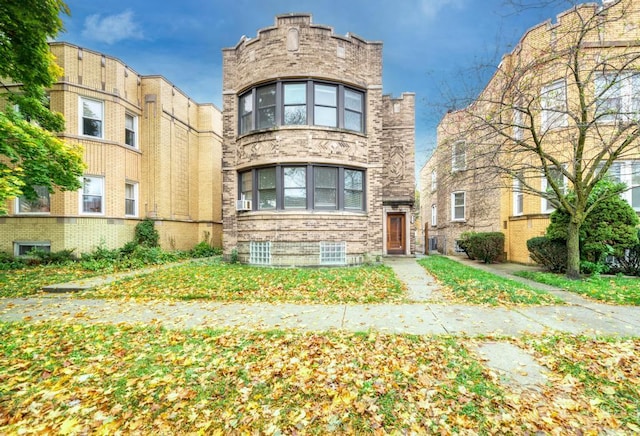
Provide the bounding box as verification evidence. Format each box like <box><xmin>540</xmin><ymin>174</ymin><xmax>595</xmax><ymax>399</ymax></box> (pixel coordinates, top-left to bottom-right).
<box><xmin>386</xmin><ymin>213</ymin><xmax>405</xmax><ymax>255</ymax></box>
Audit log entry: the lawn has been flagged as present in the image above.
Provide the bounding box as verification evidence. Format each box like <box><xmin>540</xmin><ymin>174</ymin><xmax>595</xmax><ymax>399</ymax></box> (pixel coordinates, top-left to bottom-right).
<box><xmin>79</xmin><ymin>262</ymin><xmax>406</xmax><ymax>304</ymax></box>
<box><xmin>0</xmin><ymin>322</ymin><xmax>638</xmax><ymax>434</ymax></box>
<box><xmin>418</xmin><ymin>256</ymin><xmax>562</xmax><ymax>306</ymax></box>
<box><xmin>515</xmin><ymin>271</ymin><xmax>640</xmax><ymax>305</ymax></box>
<box><xmin>0</xmin><ymin>264</ymin><xmax>106</xmax><ymax>298</ymax></box>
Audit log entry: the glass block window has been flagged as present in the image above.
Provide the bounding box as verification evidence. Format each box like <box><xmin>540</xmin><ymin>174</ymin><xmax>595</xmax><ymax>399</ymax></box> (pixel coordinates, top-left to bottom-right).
<box><xmin>320</xmin><ymin>241</ymin><xmax>346</xmax><ymax>265</ymax></box>
<box><xmin>250</xmin><ymin>241</ymin><xmax>271</xmax><ymax>265</ymax></box>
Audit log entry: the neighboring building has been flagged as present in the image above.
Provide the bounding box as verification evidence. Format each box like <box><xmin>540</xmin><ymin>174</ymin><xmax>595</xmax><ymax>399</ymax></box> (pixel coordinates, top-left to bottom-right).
<box><xmin>222</xmin><ymin>14</ymin><xmax>415</xmax><ymax>266</ymax></box>
<box><xmin>0</xmin><ymin>43</ymin><xmax>223</xmax><ymax>255</ymax></box>
<box><xmin>421</xmin><ymin>0</ymin><xmax>640</xmax><ymax>263</ymax></box>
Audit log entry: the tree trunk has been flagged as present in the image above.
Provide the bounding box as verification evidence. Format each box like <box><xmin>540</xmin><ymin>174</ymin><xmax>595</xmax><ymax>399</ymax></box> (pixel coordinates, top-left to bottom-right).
<box><xmin>566</xmin><ymin>219</ymin><xmax>581</xmax><ymax>279</ymax></box>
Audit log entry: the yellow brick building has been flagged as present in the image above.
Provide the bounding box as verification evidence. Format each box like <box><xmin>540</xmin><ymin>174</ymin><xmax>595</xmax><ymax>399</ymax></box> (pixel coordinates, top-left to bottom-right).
<box><xmin>0</xmin><ymin>43</ymin><xmax>223</xmax><ymax>255</ymax></box>
<box><xmin>421</xmin><ymin>0</ymin><xmax>640</xmax><ymax>263</ymax></box>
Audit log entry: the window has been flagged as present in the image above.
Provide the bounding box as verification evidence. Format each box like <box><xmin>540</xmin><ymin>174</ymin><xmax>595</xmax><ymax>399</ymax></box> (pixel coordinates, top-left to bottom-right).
<box><xmin>239</xmin><ymin>92</ymin><xmax>254</xmax><ymax>134</ymax></box>
<box><xmin>541</xmin><ymin>166</ymin><xmax>565</xmax><ymax>213</ymax></box>
<box><xmin>238</xmin><ymin>165</ymin><xmax>365</xmax><ymax>212</ymax></box>
<box><xmin>125</xmin><ymin>182</ymin><xmax>137</xmax><ymax>216</ymax></box>
<box><xmin>604</xmin><ymin>161</ymin><xmax>640</xmax><ymax>211</ymax></box>
<box><xmin>452</xmin><ymin>141</ymin><xmax>466</xmax><ymax>172</ymax></box>
<box><xmin>431</xmin><ymin>170</ymin><xmax>437</xmax><ymax>191</ymax></box>
<box><xmin>238</xmin><ymin>80</ymin><xmax>365</xmax><ymax>134</ymax></box>
<box><xmin>540</xmin><ymin>80</ymin><xmax>567</xmax><ymax>130</ymax></box>
<box><xmin>320</xmin><ymin>241</ymin><xmax>346</xmax><ymax>265</ymax></box>
<box><xmin>125</xmin><ymin>113</ymin><xmax>137</xmax><ymax>147</ymax></box>
<box><xmin>14</xmin><ymin>242</ymin><xmax>50</xmax><ymax>257</ymax></box>
<box><xmin>283</xmin><ymin>167</ymin><xmax>307</xmax><ymax>208</ymax></box>
<box><xmin>80</xmin><ymin>97</ymin><xmax>103</xmax><ymax>137</ymax></box>
<box><xmin>451</xmin><ymin>192</ymin><xmax>466</xmax><ymax>221</ymax></box>
<box><xmin>595</xmin><ymin>72</ymin><xmax>640</xmax><ymax>123</ymax></box>
<box><xmin>513</xmin><ymin>107</ymin><xmax>524</xmax><ymax>140</ymax></box>
<box><xmin>344</xmin><ymin>169</ymin><xmax>364</xmax><ymax>210</ymax></box>
<box><xmin>257</xmin><ymin>167</ymin><xmax>276</xmax><ymax>210</ymax></box>
<box><xmin>314</xmin><ymin>84</ymin><xmax>338</xmax><ymax>128</ymax></box>
<box><xmin>256</xmin><ymin>84</ymin><xmax>276</xmax><ymax>129</ymax></box>
<box><xmin>431</xmin><ymin>204</ymin><xmax>437</xmax><ymax>227</ymax></box>
<box><xmin>249</xmin><ymin>241</ymin><xmax>271</xmax><ymax>265</ymax></box>
<box><xmin>513</xmin><ymin>176</ymin><xmax>524</xmax><ymax>215</ymax></box>
<box><xmin>16</xmin><ymin>186</ymin><xmax>50</xmax><ymax>214</ymax></box>
<box><xmin>344</xmin><ymin>89</ymin><xmax>364</xmax><ymax>132</ymax></box>
<box><xmin>81</xmin><ymin>176</ymin><xmax>104</xmax><ymax>214</ymax></box>
<box><xmin>283</xmin><ymin>83</ymin><xmax>307</xmax><ymax>125</ymax></box>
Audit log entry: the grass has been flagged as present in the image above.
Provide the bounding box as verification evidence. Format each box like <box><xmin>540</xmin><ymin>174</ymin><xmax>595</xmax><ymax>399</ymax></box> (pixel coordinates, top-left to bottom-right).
<box><xmin>515</xmin><ymin>271</ymin><xmax>640</xmax><ymax>305</ymax></box>
<box><xmin>0</xmin><ymin>264</ymin><xmax>108</xmax><ymax>298</ymax></box>
<box><xmin>418</xmin><ymin>256</ymin><xmax>562</xmax><ymax>306</ymax></box>
<box><xmin>78</xmin><ymin>261</ymin><xmax>406</xmax><ymax>304</ymax></box>
<box><xmin>1</xmin><ymin>322</ymin><xmax>638</xmax><ymax>434</ymax></box>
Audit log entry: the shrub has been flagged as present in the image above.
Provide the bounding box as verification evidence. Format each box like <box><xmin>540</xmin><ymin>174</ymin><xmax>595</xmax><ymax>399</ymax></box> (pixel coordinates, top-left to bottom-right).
<box><xmin>0</xmin><ymin>252</ymin><xmax>26</xmax><ymax>270</ymax></box>
<box><xmin>526</xmin><ymin>236</ymin><xmax>567</xmax><ymax>273</ymax></box>
<box><xmin>134</xmin><ymin>219</ymin><xmax>159</xmax><ymax>247</ymax></box>
<box><xmin>456</xmin><ymin>232</ymin><xmax>477</xmax><ymax>260</ymax></box>
<box><xmin>191</xmin><ymin>241</ymin><xmax>220</xmax><ymax>258</ymax></box>
<box><xmin>464</xmin><ymin>232</ymin><xmax>505</xmax><ymax>264</ymax></box>
<box><xmin>609</xmin><ymin>229</ymin><xmax>640</xmax><ymax>276</ymax></box>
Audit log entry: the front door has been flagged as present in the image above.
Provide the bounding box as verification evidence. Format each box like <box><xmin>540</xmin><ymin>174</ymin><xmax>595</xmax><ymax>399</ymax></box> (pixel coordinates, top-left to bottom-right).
<box><xmin>386</xmin><ymin>213</ymin><xmax>406</xmax><ymax>255</ymax></box>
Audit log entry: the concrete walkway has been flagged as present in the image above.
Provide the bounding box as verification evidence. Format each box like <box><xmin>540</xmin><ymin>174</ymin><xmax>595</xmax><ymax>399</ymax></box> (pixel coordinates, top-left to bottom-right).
<box><xmin>1</xmin><ymin>256</ymin><xmax>638</xmax><ymax>337</ymax></box>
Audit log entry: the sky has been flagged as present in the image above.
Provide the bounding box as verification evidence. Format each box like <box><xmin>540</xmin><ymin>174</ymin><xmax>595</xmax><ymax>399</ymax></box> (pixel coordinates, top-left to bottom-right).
<box><xmin>57</xmin><ymin>0</ymin><xmax>586</xmax><ymax>177</ymax></box>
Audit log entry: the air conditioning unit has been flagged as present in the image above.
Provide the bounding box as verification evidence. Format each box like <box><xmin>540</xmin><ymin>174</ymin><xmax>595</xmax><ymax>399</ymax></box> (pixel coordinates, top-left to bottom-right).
<box><xmin>236</xmin><ymin>199</ymin><xmax>252</xmax><ymax>211</ymax></box>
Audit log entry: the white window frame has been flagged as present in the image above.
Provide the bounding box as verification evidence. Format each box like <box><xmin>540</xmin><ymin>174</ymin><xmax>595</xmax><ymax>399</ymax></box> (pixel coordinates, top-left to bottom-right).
<box><xmin>431</xmin><ymin>170</ymin><xmax>437</xmax><ymax>191</ymax></box>
<box><xmin>14</xmin><ymin>241</ymin><xmax>51</xmax><ymax>257</ymax></box>
<box><xmin>15</xmin><ymin>186</ymin><xmax>50</xmax><ymax>215</ymax></box>
<box><xmin>607</xmin><ymin>161</ymin><xmax>640</xmax><ymax>212</ymax></box>
<box><xmin>451</xmin><ymin>141</ymin><xmax>466</xmax><ymax>172</ymax></box>
<box><xmin>79</xmin><ymin>97</ymin><xmax>104</xmax><ymax>138</ymax></box>
<box><xmin>513</xmin><ymin>107</ymin><xmax>524</xmax><ymax>141</ymax></box>
<box><xmin>513</xmin><ymin>177</ymin><xmax>524</xmax><ymax>216</ymax></box>
<box><xmin>80</xmin><ymin>176</ymin><xmax>105</xmax><ymax>215</ymax></box>
<box><xmin>541</xmin><ymin>79</ymin><xmax>567</xmax><ymax>131</ymax></box>
<box><xmin>431</xmin><ymin>204</ymin><xmax>437</xmax><ymax>227</ymax></box>
<box><xmin>125</xmin><ymin>113</ymin><xmax>138</xmax><ymax>148</ymax></box>
<box><xmin>595</xmin><ymin>72</ymin><xmax>640</xmax><ymax>124</ymax></box>
<box><xmin>125</xmin><ymin>182</ymin><xmax>138</xmax><ymax>217</ymax></box>
<box><xmin>451</xmin><ymin>191</ymin><xmax>466</xmax><ymax>222</ymax></box>
<box><xmin>540</xmin><ymin>166</ymin><xmax>565</xmax><ymax>213</ymax></box>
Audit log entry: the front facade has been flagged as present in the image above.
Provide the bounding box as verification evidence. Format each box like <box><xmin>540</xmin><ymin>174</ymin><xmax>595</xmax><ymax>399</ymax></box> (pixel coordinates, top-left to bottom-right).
<box><xmin>222</xmin><ymin>14</ymin><xmax>415</xmax><ymax>266</ymax></box>
<box><xmin>422</xmin><ymin>0</ymin><xmax>640</xmax><ymax>263</ymax></box>
<box><xmin>0</xmin><ymin>43</ymin><xmax>223</xmax><ymax>255</ymax></box>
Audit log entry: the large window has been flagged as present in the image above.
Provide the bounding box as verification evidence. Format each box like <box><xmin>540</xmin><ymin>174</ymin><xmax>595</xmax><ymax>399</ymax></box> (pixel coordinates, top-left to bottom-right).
<box><xmin>125</xmin><ymin>182</ymin><xmax>137</xmax><ymax>216</ymax></box>
<box><xmin>541</xmin><ymin>166</ymin><xmax>565</xmax><ymax>213</ymax></box>
<box><xmin>125</xmin><ymin>113</ymin><xmax>137</xmax><ymax>147</ymax></box>
<box><xmin>540</xmin><ymin>80</ymin><xmax>567</xmax><ymax>131</ymax></box>
<box><xmin>16</xmin><ymin>186</ymin><xmax>50</xmax><ymax>214</ymax></box>
<box><xmin>595</xmin><ymin>72</ymin><xmax>640</xmax><ymax>123</ymax></box>
<box><xmin>452</xmin><ymin>141</ymin><xmax>466</xmax><ymax>172</ymax></box>
<box><xmin>81</xmin><ymin>176</ymin><xmax>104</xmax><ymax>214</ymax></box>
<box><xmin>238</xmin><ymin>165</ymin><xmax>365</xmax><ymax>212</ymax></box>
<box><xmin>431</xmin><ymin>170</ymin><xmax>437</xmax><ymax>192</ymax></box>
<box><xmin>431</xmin><ymin>204</ymin><xmax>437</xmax><ymax>227</ymax></box>
<box><xmin>80</xmin><ymin>97</ymin><xmax>103</xmax><ymax>138</ymax></box>
<box><xmin>513</xmin><ymin>176</ymin><xmax>524</xmax><ymax>216</ymax></box>
<box><xmin>604</xmin><ymin>161</ymin><xmax>640</xmax><ymax>211</ymax></box>
<box><xmin>451</xmin><ymin>191</ymin><xmax>466</xmax><ymax>221</ymax></box>
<box><xmin>238</xmin><ymin>80</ymin><xmax>365</xmax><ymax>134</ymax></box>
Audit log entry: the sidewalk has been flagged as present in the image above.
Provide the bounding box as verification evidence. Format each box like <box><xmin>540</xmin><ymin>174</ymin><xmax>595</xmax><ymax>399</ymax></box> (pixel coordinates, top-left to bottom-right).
<box><xmin>0</xmin><ymin>257</ymin><xmax>638</xmax><ymax>336</ymax></box>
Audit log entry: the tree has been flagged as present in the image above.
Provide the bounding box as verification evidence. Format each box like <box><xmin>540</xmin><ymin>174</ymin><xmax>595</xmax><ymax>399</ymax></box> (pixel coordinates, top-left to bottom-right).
<box><xmin>0</xmin><ymin>0</ymin><xmax>85</xmax><ymax>213</ymax></box>
<box><xmin>438</xmin><ymin>0</ymin><xmax>640</xmax><ymax>278</ymax></box>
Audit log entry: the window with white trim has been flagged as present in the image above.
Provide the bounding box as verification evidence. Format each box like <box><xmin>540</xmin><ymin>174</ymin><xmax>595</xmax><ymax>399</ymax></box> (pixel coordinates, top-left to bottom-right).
<box><xmin>80</xmin><ymin>97</ymin><xmax>103</xmax><ymax>138</ymax></box>
<box><xmin>14</xmin><ymin>242</ymin><xmax>51</xmax><ymax>257</ymax></box>
<box><xmin>595</xmin><ymin>72</ymin><xmax>640</xmax><ymax>123</ymax></box>
<box><xmin>125</xmin><ymin>113</ymin><xmax>137</xmax><ymax>147</ymax></box>
<box><xmin>540</xmin><ymin>80</ymin><xmax>567</xmax><ymax>130</ymax></box>
<box><xmin>541</xmin><ymin>166</ymin><xmax>565</xmax><ymax>213</ymax></box>
<box><xmin>513</xmin><ymin>107</ymin><xmax>524</xmax><ymax>140</ymax></box>
<box><xmin>431</xmin><ymin>170</ymin><xmax>437</xmax><ymax>191</ymax></box>
<box><xmin>431</xmin><ymin>204</ymin><xmax>437</xmax><ymax>227</ymax></box>
<box><xmin>451</xmin><ymin>191</ymin><xmax>466</xmax><ymax>221</ymax></box>
<box><xmin>452</xmin><ymin>141</ymin><xmax>466</xmax><ymax>172</ymax></box>
<box><xmin>249</xmin><ymin>241</ymin><xmax>271</xmax><ymax>265</ymax></box>
<box><xmin>604</xmin><ymin>161</ymin><xmax>640</xmax><ymax>211</ymax></box>
<box><xmin>16</xmin><ymin>186</ymin><xmax>50</xmax><ymax>214</ymax></box>
<box><xmin>125</xmin><ymin>182</ymin><xmax>138</xmax><ymax>216</ymax></box>
<box><xmin>513</xmin><ymin>176</ymin><xmax>524</xmax><ymax>216</ymax></box>
<box><xmin>81</xmin><ymin>176</ymin><xmax>104</xmax><ymax>214</ymax></box>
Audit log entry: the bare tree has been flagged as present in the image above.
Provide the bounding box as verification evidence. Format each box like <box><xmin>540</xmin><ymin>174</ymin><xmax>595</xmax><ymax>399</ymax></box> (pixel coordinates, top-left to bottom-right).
<box><xmin>439</xmin><ymin>0</ymin><xmax>640</xmax><ymax>278</ymax></box>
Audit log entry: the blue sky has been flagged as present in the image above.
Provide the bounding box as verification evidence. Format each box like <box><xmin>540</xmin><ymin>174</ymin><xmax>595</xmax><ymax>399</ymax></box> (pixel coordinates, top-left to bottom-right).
<box><xmin>58</xmin><ymin>0</ymin><xmax>584</xmax><ymax>175</ymax></box>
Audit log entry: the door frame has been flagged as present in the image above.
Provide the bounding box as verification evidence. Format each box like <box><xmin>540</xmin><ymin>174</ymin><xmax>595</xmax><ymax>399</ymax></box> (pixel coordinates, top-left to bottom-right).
<box><xmin>383</xmin><ymin>210</ymin><xmax>409</xmax><ymax>255</ymax></box>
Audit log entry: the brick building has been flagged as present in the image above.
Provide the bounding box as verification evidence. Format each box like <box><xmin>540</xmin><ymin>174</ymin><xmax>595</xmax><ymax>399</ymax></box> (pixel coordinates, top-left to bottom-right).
<box><xmin>0</xmin><ymin>43</ymin><xmax>223</xmax><ymax>255</ymax></box>
<box><xmin>222</xmin><ymin>14</ymin><xmax>415</xmax><ymax>265</ymax></box>
<box><xmin>421</xmin><ymin>0</ymin><xmax>640</xmax><ymax>263</ymax></box>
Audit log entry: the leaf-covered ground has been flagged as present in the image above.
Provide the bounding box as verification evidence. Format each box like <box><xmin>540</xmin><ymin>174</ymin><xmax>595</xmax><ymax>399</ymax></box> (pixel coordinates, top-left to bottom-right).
<box><xmin>0</xmin><ymin>322</ymin><xmax>638</xmax><ymax>434</ymax></box>
<box><xmin>78</xmin><ymin>263</ymin><xmax>406</xmax><ymax>304</ymax></box>
<box><xmin>418</xmin><ymin>256</ymin><xmax>562</xmax><ymax>306</ymax></box>
<box><xmin>0</xmin><ymin>265</ymin><xmax>104</xmax><ymax>298</ymax></box>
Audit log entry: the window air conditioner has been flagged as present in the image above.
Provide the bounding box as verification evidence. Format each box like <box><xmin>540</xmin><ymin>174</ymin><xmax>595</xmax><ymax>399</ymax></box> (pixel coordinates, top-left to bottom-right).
<box><xmin>236</xmin><ymin>200</ymin><xmax>252</xmax><ymax>211</ymax></box>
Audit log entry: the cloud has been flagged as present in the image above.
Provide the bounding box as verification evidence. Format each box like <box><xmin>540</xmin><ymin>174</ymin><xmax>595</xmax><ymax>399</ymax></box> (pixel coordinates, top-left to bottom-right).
<box><xmin>419</xmin><ymin>0</ymin><xmax>467</xmax><ymax>19</ymax></box>
<box><xmin>81</xmin><ymin>10</ymin><xmax>143</xmax><ymax>45</ymax></box>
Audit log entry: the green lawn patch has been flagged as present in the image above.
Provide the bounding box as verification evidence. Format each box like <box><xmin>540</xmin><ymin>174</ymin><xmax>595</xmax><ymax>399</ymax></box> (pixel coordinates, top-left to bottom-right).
<box><xmin>1</xmin><ymin>322</ymin><xmax>637</xmax><ymax>433</ymax></box>
<box><xmin>80</xmin><ymin>262</ymin><xmax>406</xmax><ymax>304</ymax></box>
<box><xmin>515</xmin><ymin>271</ymin><xmax>640</xmax><ymax>305</ymax></box>
<box><xmin>0</xmin><ymin>264</ymin><xmax>105</xmax><ymax>298</ymax></box>
<box><xmin>418</xmin><ymin>256</ymin><xmax>561</xmax><ymax>306</ymax></box>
